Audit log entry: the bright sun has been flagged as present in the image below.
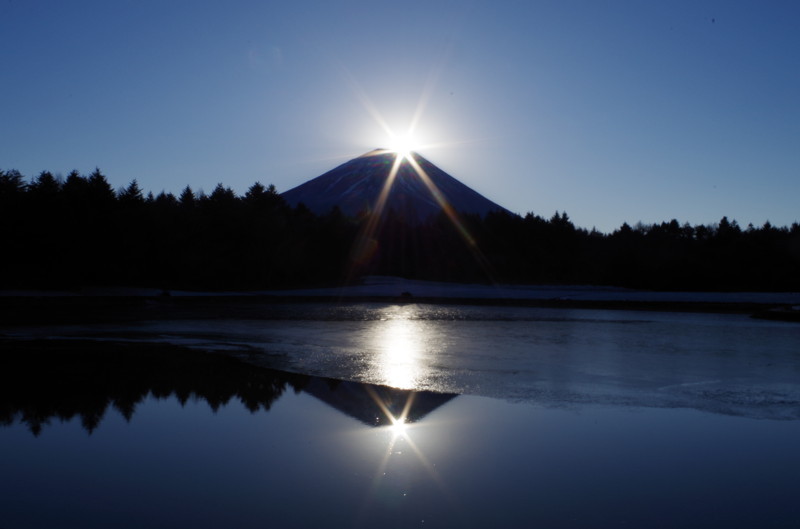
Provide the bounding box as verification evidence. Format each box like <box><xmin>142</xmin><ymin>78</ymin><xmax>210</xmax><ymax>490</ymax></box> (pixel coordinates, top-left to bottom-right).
<box><xmin>387</xmin><ymin>133</ymin><xmax>417</xmax><ymax>159</ymax></box>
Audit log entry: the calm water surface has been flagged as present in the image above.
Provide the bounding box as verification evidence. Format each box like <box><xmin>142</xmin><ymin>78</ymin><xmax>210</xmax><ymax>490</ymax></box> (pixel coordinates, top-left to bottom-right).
<box><xmin>2</xmin><ymin>303</ymin><xmax>800</xmax><ymax>528</ymax></box>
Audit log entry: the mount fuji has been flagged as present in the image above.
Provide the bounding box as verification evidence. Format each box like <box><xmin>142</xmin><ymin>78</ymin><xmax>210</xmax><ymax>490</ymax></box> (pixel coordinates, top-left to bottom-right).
<box><xmin>281</xmin><ymin>149</ymin><xmax>510</xmax><ymax>224</ymax></box>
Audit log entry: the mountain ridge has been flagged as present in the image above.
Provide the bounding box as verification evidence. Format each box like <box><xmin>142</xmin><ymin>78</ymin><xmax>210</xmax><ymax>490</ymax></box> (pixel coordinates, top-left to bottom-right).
<box><xmin>281</xmin><ymin>149</ymin><xmax>510</xmax><ymax>223</ymax></box>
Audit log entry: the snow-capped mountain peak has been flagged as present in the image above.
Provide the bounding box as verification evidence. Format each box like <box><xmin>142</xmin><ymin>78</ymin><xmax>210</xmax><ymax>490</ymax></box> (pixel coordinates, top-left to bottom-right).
<box><xmin>281</xmin><ymin>150</ymin><xmax>509</xmax><ymax>223</ymax></box>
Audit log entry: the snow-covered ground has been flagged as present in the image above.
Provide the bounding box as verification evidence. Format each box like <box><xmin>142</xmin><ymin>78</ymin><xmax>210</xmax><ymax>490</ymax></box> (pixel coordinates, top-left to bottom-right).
<box><xmin>2</xmin><ymin>275</ymin><xmax>800</xmax><ymax>305</ymax></box>
<box><xmin>262</xmin><ymin>275</ymin><xmax>800</xmax><ymax>305</ymax></box>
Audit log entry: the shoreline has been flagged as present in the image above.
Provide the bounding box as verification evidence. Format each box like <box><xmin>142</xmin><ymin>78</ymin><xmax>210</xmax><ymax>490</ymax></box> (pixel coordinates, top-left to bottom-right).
<box><xmin>1</xmin><ymin>292</ymin><xmax>799</xmax><ymax>326</ymax></box>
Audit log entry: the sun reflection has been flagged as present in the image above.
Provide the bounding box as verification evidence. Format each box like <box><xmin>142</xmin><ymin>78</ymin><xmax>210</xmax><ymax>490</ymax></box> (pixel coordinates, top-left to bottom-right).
<box><xmin>350</xmin><ymin>378</ymin><xmax>461</xmax><ymax>525</ymax></box>
<box><xmin>355</xmin><ymin>392</ymin><xmax>455</xmax><ymax>525</ymax></box>
<box><xmin>390</xmin><ymin>416</ymin><xmax>408</xmax><ymax>436</ymax></box>
<box><xmin>377</xmin><ymin>317</ymin><xmax>423</xmax><ymax>390</ymax></box>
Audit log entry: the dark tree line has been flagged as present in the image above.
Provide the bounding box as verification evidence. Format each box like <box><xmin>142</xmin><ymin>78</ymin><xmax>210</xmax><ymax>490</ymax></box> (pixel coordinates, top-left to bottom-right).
<box><xmin>0</xmin><ymin>168</ymin><xmax>356</xmax><ymax>290</ymax></box>
<box><xmin>0</xmin><ymin>339</ymin><xmax>311</xmax><ymax>435</ymax></box>
<box><xmin>470</xmin><ymin>212</ymin><xmax>800</xmax><ymax>291</ymax></box>
<box><xmin>1</xmin><ymin>167</ymin><xmax>799</xmax><ymax>291</ymax></box>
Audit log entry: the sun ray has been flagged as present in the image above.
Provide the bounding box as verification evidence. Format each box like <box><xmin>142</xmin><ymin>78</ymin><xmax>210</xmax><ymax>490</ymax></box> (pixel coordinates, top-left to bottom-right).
<box><xmin>345</xmin><ymin>149</ymin><xmax>497</xmax><ymax>285</ymax></box>
<box><xmin>347</xmin><ymin>152</ymin><xmax>404</xmax><ymax>274</ymax></box>
<box><xmin>338</xmin><ymin>64</ymin><xmax>395</xmax><ymax>140</ymax></box>
<box><xmin>409</xmin><ymin>36</ymin><xmax>453</xmax><ymax>138</ymax></box>
<box><xmin>405</xmin><ymin>154</ymin><xmax>498</xmax><ymax>280</ymax></box>
<box><xmin>337</xmin><ymin>51</ymin><xmax>499</xmax><ymax>286</ymax></box>
<box><xmin>363</xmin><ymin>385</ymin><xmax>411</xmax><ymax>427</ymax></box>
<box><xmin>405</xmin><ymin>155</ymin><xmax>475</xmax><ymax>247</ymax></box>
<box><xmin>353</xmin><ymin>387</ymin><xmax>461</xmax><ymax>525</ymax></box>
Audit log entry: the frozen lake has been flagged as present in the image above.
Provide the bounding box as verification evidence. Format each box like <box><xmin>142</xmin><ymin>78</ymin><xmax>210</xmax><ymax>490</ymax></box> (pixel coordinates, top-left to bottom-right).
<box><xmin>2</xmin><ymin>302</ymin><xmax>800</xmax><ymax>527</ymax></box>
<box><xmin>9</xmin><ymin>302</ymin><xmax>800</xmax><ymax>419</ymax></box>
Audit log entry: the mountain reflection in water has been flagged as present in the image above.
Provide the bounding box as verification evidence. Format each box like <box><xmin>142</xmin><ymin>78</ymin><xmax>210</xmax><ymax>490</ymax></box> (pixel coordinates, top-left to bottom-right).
<box><xmin>0</xmin><ymin>339</ymin><xmax>457</xmax><ymax>436</ymax></box>
<box><xmin>2</xmin><ymin>338</ymin><xmax>800</xmax><ymax>529</ymax></box>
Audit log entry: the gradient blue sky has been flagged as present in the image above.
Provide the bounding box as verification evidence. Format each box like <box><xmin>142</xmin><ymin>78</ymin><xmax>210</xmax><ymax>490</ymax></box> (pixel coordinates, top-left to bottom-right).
<box><xmin>2</xmin><ymin>0</ymin><xmax>798</xmax><ymax>232</ymax></box>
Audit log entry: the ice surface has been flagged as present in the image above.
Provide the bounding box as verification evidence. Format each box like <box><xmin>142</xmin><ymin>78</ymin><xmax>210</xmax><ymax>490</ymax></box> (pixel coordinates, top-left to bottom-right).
<box><xmin>3</xmin><ymin>301</ymin><xmax>800</xmax><ymax>527</ymax></box>
<box><xmin>9</xmin><ymin>302</ymin><xmax>800</xmax><ymax>420</ymax></box>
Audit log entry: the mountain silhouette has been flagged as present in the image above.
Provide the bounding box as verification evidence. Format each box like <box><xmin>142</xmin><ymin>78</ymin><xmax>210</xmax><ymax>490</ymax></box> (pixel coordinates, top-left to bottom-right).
<box><xmin>0</xmin><ymin>338</ymin><xmax>458</xmax><ymax>436</ymax></box>
<box><xmin>302</xmin><ymin>377</ymin><xmax>457</xmax><ymax>427</ymax></box>
<box><xmin>281</xmin><ymin>149</ymin><xmax>509</xmax><ymax>224</ymax></box>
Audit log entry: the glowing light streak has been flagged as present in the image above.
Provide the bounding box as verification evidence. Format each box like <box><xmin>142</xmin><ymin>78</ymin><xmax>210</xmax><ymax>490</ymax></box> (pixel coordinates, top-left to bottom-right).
<box><xmin>353</xmin><ymin>385</ymin><xmax>459</xmax><ymax>524</ymax></box>
<box><xmin>339</xmin><ymin>66</ymin><xmax>395</xmax><ymax>140</ymax></box>
<box><xmin>340</xmin><ymin>52</ymin><xmax>497</xmax><ymax>286</ymax></box>
<box><xmin>405</xmin><ymin>154</ymin><xmax>476</xmax><ymax>247</ymax></box>
<box><xmin>349</xmin><ymin>152</ymin><xmax>404</xmax><ymax>268</ymax></box>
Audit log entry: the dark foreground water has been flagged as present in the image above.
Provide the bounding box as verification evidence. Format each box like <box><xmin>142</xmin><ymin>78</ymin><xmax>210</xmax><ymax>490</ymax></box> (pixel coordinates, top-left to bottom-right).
<box><xmin>2</xmin><ymin>303</ymin><xmax>800</xmax><ymax>528</ymax></box>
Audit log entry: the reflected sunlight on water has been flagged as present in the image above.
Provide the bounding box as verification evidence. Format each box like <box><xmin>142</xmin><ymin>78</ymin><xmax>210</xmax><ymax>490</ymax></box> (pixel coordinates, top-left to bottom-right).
<box><xmin>4</xmin><ymin>308</ymin><xmax>800</xmax><ymax>528</ymax></box>
<box><xmin>8</xmin><ymin>302</ymin><xmax>800</xmax><ymax>417</ymax></box>
<box><xmin>374</xmin><ymin>311</ymin><xmax>425</xmax><ymax>389</ymax></box>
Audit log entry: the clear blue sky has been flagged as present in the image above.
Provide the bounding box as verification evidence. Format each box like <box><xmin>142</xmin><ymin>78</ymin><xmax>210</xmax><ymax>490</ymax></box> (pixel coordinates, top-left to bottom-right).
<box><xmin>2</xmin><ymin>0</ymin><xmax>798</xmax><ymax>232</ymax></box>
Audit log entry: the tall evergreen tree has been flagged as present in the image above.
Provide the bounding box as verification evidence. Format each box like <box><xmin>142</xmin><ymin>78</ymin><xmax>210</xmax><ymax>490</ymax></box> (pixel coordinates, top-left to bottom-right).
<box><xmin>118</xmin><ymin>180</ymin><xmax>145</xmax><ymax>205</ymax></box>
<box><xmin>87</xmin><ymin>167</ymin><xmax>116</xmax><ymax>204</ymax></box>
<box><xmin>179</xmin><ymin>185</ymin><xmax>196</xmax><ymax>207</ymax></box>
<box><xmin>29</xmin><ymin>171</ymin><xmax>62</xmax><ymax>196</ymax></box>
<box><xmin>0</xmin><ymin>169</ymin><xmax>27</xmax><ymax>195</ymax></box>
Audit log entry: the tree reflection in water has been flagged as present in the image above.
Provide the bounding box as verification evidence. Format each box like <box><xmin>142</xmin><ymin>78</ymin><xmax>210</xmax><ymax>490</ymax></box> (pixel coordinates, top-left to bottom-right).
<box><xmin>0</xmin><ymin>339</ymin><xmax>457</xmax><ymax>436</ymax></box>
